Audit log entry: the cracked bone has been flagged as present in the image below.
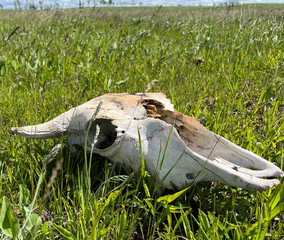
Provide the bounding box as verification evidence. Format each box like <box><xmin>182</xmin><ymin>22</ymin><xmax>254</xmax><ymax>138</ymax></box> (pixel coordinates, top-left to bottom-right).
<box><xmin>11</xmin><ymin>93</ymin><xmax>283</xmax><ymax>191</ymax></box>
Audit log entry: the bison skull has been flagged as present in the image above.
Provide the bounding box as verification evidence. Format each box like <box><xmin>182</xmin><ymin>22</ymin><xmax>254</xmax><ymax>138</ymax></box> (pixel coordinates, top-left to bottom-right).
<box><xmin>11</xmin><ymin>93</ymin><xmax>283</xmax><ymax>191</ymax></box>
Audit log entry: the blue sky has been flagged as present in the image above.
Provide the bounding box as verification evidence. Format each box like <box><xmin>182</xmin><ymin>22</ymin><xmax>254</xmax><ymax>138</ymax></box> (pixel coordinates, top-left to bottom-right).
<box><xmin>1</xmin><ymin>0</ymin><xmax>284</xmax><ymax>9</ymax></box>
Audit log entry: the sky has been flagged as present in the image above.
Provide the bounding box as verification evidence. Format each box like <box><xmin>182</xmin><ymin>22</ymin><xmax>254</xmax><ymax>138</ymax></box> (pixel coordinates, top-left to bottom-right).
<box><xmin>1</xmin><ymin>0</ymin><xmax>284</xmax><ymax>9</ymax></box>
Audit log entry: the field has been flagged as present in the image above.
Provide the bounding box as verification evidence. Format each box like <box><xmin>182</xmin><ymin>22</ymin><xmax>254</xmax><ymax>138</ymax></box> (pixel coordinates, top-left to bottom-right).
<box><xmin>0</xmin><ymin>4</ymin><xmax>284</xmax><ymax>239</ymax></box>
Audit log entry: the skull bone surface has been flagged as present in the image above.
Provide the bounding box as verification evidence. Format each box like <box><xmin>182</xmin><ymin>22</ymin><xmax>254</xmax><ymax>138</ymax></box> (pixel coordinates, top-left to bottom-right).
<box><xmin>11</xmin><ymin>93</ymin><xmax>283</xmax><ymax>191</ymax></box>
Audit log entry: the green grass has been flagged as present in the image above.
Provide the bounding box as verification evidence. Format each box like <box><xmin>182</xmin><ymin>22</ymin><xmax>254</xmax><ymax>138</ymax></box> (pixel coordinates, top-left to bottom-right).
<box><xmin>0</xmin><ymin>4</ymin><xmax>283</xmax><ymax>239</ymax></box>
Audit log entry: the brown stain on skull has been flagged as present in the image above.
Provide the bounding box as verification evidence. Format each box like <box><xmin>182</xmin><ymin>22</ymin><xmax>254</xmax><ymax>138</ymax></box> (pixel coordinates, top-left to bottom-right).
<box><xmin>142</xmin><ymin>99</ymin><xmax>213</xmax><ymax>154</ymax></box>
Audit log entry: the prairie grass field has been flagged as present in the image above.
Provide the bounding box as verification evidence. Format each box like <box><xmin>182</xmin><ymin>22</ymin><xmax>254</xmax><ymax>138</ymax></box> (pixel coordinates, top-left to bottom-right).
<box><xmin>0</xmin><ymin>4</ymin><xmax>284</xmax><ymax>239</ymax></box>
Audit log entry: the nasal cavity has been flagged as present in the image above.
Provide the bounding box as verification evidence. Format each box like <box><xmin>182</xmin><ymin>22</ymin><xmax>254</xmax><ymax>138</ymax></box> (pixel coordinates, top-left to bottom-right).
<box><xmin>87</xmin><ymin>119</ymin><xmax>117</xmax><ymax>149</ymax></box>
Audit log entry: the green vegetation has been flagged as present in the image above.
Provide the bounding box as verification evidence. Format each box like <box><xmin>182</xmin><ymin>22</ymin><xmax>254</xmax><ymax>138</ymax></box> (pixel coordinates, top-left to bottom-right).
<box><xmin>0</xmin><ymin>4</ymin><xmax>283</xmax><ymax>239</ymax></box>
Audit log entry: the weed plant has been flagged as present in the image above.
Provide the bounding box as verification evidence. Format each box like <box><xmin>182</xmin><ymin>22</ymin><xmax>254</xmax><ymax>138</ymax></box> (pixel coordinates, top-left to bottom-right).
<box><xmin>0</xmin><ymin>4</ymin><xmax>283</xmax><ymax>239</ymax></box>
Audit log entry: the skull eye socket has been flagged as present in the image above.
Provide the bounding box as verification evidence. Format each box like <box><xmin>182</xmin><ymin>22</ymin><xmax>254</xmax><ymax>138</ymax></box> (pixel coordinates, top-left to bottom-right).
<box><xmin>87</xmin><ymin>119</ymin><xmax>117</xmax><ymax>150</ymax></box>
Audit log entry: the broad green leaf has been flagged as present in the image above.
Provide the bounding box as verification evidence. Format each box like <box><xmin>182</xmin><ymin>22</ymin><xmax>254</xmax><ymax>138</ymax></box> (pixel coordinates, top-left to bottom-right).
<box><xmin>267</xmin><ymin>184</ymin><xmax>282</xmax><ymax>210</ymax></box>
<box><xmin>270</xmin><ymin>202</ymin><xmax>284</xmax><ymax>220</ymax></box>
<box><xmin>0</xmin><ymin>196</ymin><xmax>20</xmax><ymax>238</ymax></box>
<box><xmin>53</xmin><ymin>223</ymin><xmax>74</xmax><ymax>240</ymax></box>
<box><xmin>179</xmin><ymin>210</ymin><xmax>194</xmax><ymax>239</ymax></box>
<box><xmin>208</xmin><ymin>212</ymin><xmax>225</xmax><ymax>231</ymax></box>
<box><xmin>233</xmin><ymin>228</ymin><xmax>241</xmax><ymax>240</ymax></box>
<box><xmin>199</xmin><ymin>209</ymin><xmax>211</xmax><ymax>230</ymax></box>
<box><xmin>25</xmin><ymin>213</ymin><xmax>42</xmax><ymax>231</ymax></box>
<box><xmin>144</xmin><ymin>198</ymin><xmax>154</xmax><ymax>215</ymax></box>
<box><xmin>143</xmin><ymin>180</ymin><xmax>151</xmax><ymax>198</ymax></box>
<box><xmin>169</xmin><ymin>205</ymin><xmax>189</xmax><ymax>213</ymax></box>
<box><xmin>118</xmin><ymin>208</ymin><xmax>127</xmax><ymax>239</ymax></box>
<box><xmin>157</xmin><ymin>187</ymin><xmax>189</xmax><ymax>203</ymax></box>
<box><xmin>103</xmin><ymin>189</ymin><xmax>120</xmax><ymax>212</ymax></box>
<box><xmin>0</xmin><ymin>59</ymin><xmax>5</xmax><ymax>72</ymax></box>
<box><xmin>19</xmin><ymin>185</ymin><xmax>30</xmax><ymax>214</ymax></box>
<box><xmin>98</xmin><ymin>227</ymin><xmax>112</xmax><ymax>238</ymax></box>
<box><xmin>225</xmin><ymin>224</ymin><xmax>239</xmax><ymax>233</ymax></box>
<box><xmin>199</xmin><ymin>209</ymin><xmax>211</xmax><ymax>231</ymax></box>
<box><xmin>41</xmin><ymin>221</ymin><xmax>49</xmax><ymax>234</ymax></box>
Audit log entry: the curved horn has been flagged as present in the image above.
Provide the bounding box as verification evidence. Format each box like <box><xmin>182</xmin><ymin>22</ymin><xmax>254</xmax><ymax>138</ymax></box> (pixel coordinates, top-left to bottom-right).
<box><xmin>11</xmin><ymin>108</ymin><xmax>75</xmax><ymax>139</ymax></box>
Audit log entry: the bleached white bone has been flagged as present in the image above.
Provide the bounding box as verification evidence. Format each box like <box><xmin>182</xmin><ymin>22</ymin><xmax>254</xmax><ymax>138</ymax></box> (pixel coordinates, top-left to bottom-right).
<box><xmin>11</xmin><ymin>93</ymin><xmax>283</xmax><ymax>191</ymax></box>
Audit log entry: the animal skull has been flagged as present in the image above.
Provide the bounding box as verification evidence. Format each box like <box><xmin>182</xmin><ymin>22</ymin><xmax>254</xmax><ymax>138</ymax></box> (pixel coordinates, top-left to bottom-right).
<box><xmin>11</xmin><ymin>93</ymin><xmax>283</xmax><ymax>191</ymax></box>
